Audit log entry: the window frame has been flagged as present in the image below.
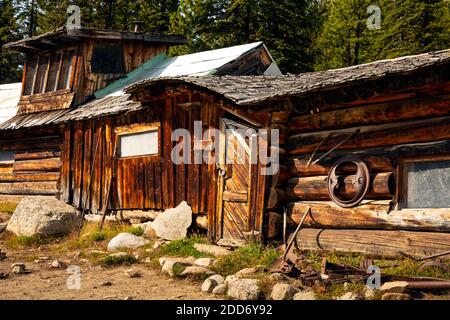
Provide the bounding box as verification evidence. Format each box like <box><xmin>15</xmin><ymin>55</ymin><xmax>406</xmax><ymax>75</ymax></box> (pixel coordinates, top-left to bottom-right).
<box><xmin>396</xmin><ymin>155</ymin><xmax>450</xmax><ymax>210</ymax></box>
<box><xmin>115</xmin><ymin>122</ymin><xmax>161</xmax><ymax>160</ymax></box>
<box><xmin>21</xmin><ymin>47</ymin><xmax>78</xmax><ymax>98</ymax></box>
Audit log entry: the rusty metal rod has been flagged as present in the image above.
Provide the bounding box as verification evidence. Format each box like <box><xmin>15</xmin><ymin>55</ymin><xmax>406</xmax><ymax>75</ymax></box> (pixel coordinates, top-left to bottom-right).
<box><xmin>407</xmin><ymin>281</ymin><xmax>450</xmax><ymax>290</ymax></box>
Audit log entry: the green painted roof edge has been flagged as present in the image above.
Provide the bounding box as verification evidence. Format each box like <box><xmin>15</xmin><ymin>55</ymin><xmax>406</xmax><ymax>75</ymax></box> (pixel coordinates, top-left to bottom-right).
<box><xmin>94</xmin><ymin>53</ymin><xmax>167</xmax><ymax>99</ymax></box>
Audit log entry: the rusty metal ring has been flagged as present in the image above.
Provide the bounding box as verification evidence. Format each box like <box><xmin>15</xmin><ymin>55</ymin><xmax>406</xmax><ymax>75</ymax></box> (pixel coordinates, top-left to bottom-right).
<box><xmin>327</xmin><ymin>156</ymin><xmax>370</xmax><ymax>208</ymax></box>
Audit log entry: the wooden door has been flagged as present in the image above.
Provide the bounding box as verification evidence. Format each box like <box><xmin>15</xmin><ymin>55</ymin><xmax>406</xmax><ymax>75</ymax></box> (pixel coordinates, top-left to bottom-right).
<box><xmin>216</xmin><ymin>118</ymin><xmax>261</xmax><ymax>246</ymax></box>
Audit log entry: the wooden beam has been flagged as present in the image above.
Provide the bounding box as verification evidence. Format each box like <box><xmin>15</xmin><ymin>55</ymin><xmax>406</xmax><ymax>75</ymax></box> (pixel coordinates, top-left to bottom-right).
<box><xmin>294</xmin><ymin>228</ymin><xmax>450</xmax><ymax>258</ymax></box>
<box><xmin>289</xmin><ymin>201</ymin><xmax>450</xmax><ymax>232</ymax></box>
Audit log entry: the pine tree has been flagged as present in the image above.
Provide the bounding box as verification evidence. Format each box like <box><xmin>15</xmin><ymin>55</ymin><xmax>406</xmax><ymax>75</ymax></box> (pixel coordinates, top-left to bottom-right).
<box><xmin>0</xmin><ymin>0</ymin><xmax>22</xmax><ymax>84</ymax></box>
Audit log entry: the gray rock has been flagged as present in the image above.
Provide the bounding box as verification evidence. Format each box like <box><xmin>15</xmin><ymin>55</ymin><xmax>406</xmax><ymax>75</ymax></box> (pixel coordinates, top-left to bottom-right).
<box><xmin>100</xmin><ymin>281</ymin><xmax>113</xmax><ymax>287</ymax></box>
<box><xmin>195</xmin><ymin>258</ymin><xmax>215</xmax><ymax>267</ymax></box>
<box><xmin>50</xmin><ymin>260</ymin><xmax>61</xmax><ymax>268</ymax></box>
<box><xmin>225</xmin><ymin>275</ymin><xmax>239</xmax><ymax>286</ymax></box>
<box><xmin>180</xmin><ymin>266</ymin><xmax>214</xmax><ymax>277</ymax></box>
<box><xmin>202</xmin><ymin>278</ymin><xmax>218</xmax><ymax>293</ymax></box>
<box><xmin>151</xmin><ymin>201</ymin><xmax>192</xmax><ymax>240</ymax></box>
<box><xmin>293</xmin><ymin>290</ymin><xmax>316</xmax><ymax>300</ymax></box>
<box><xmin>11</xmin><ymin>263</ymin><xmax>26</xmax><ymax>274</ymax></box>
<box><xmin>208</xmin><ymin>274</ymin><xmax>225</xmax><ymax>285</ymax></box>
<box><xmin>236</xmin><ymin>267</ymin><xmax>264</xmax><ymax>278</ymax></box>
<box><xmin>159</xmin><ymin>256</ymin><xmax>195</xmax><ymax>267</ymax></box>
<box><xmin>161</xmin><ymin>260</ymin><xmax>192</xmax><ymax>277</ymax></box>
<box><xmin>270</xmin><ymin>283</ymin><xmax>298</xmax><ymax>300</ymax></box>
<box><xmin>125</xmin><ymin>269</ymin><xmax>142</xmax><ymax>278</ymax></box>
<box><xmin>107</xmin><ymin>233</ymin><xmax>149</xmax><ymax>252</ymax></box>
<box><xmin>227</xmin><ymin>279</ymin><xmax>261</xmax><ymax>300</ymax></box>
<box><xmin>338</xmin><ymin>292</ymin><xmax>363</xmax><ymax>300</ymax></box>
<box><xmin>380</xmin><ymin>281</ymin><xmax>410</xmax><ymax>294</ymax></box>
<box><xmin>193</xmin><ymin>243</ymin><xmax>231</xmax><ymax>257</ymax></box>
<box><xmin>212</xmin><ymin>283</ymin><xmax>228</xmax><ymax>295</ymax></box>
<box><xmin>6</xmin><ymin>196</ymin><xmax>81</xmax><ymax>237</ymax></box>
<box><xmin>0</xmin><ymin>222</ymin><xmax>7</xmax><ymax>234</ymax></box>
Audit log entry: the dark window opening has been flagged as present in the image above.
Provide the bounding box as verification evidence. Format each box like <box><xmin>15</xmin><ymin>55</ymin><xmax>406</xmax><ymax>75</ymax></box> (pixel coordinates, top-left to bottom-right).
<box><xmin>91</xmin><ymin>44</ymin><xmax>125</xmax><ymax>74</ymax></box>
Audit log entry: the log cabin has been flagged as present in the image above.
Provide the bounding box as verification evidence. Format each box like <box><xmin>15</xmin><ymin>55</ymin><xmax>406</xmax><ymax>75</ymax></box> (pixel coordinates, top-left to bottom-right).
<box><xmin>51</xmin><ymin>49</ymin><xmax>448</xmax><ymax>256</ymax></box>
<box><xmin>0</xmin><ymin>27</ymin><xmax>280</xmax><ymax>199</ymax></box>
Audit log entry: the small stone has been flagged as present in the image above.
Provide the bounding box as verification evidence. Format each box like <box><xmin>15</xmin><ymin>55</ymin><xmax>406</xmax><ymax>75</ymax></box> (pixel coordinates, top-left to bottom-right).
<box><xmin>236</xmin><ymin>267</ymin><xmax>264</xmax><ymax>278</ymax></box>
<box><xmin>144</xmin><ymin>257</ymin><xmax>151</xmax><ymax>264</ymax></box>
<box><xmin>107</xmin><ymin>233</ymin><xmax>149</xmax><ymax>251</ymax></box>
<box><xmin>153</xmin><ymin>240</ymin><xmax>165</xmax><ymax>250</ymax></box>
<box><xmin>364</xmin><ymin>287</ymin><xmax>378</xmax><ymax>300</ymax></box>
<box><xmin>195</xmin><ymin>258</ymin><xmax>215</xmax><ymax>267</ymax></box>
<box><xmin>269</xmin><ymin>273</ymin><xmax>286</xmax><ymax>281</ymax></box>
<box><xmin>0</xmin><ymin>272</ymin><xmax>8</xmax><ymax>279</ymax></box>
<box><xmin>194</xmin><ymin>244</ymin><xmax>231</xmax><ymax>257</ymax></box>
<box><xmin>293</xmin><ymin>290</ymin><xmax>316</xmax><ymax>300</ymax></box>
<box><xmin>382</xmin><ymin>293</ymin><xmax>411</xmax><ymax>300</ymax></box>
<box><xmin>212</xmin><ymin>284</ymin><xmax>228</xmax><ymax>295</ymax></box>
<box><xmin>380</xmin><ymin>281</ymin><xmax>410</xmax><ymax>294</ymax></box>
<box><xmin>0</xmin><ymin>223</ymin><xmax>7</xmax><ymax>234</ymax></box>
<box><xmin>343</xmin><ymin>282</ymin><xmax>350</xmax><ymax>290</ymax></box>
<box><xmin>270</xmin><ymin>283</ymin><xmax>298</xmax><ymax>300</ymax></box>
<box><xmin>124</xmin><ymin>296</ymin><xmax>134</xmax><ymax>300</ymax></box>
<box><xmin>11</xmin><ymin>263</ymin><xmax>26</xmax><ymax>274</ymax></box>
<box><xmin>202</xmin><ymin>279</ymin><xmax>218</xmax><ymax>293</ymax></box>
<box><xmin>227</xmin><ymin>278</ymin><xmax>261</xmax><ymax>300</ymax></box>
<box><xmin>180</xmin><ymin>266</ymin><xmax>214</xmax><ymax>277</ymax></box>
<box><xmin>161</xmin><ymin>260</ymin><xmax>192</xmax><ymax>277</ymax></box>
<box><xmin>129</xmin><ymin>271</ymin><xmax>142</xmax><ymax>278</ymax></box>
<box><xmin>208</xmin><ymin>274</ymin><xmax>225</xmax><ymax>285</ymax></box>
<box><xmin>100</xmin><ymin>281</ymin><xmax>113</xmax><ymax>287</ymax></box>
<box><xmin>338</xmin><ymin>292</ymin><xmax>363</xmax><ymax>300</ymax></box>
<box><xmin>50</xmin><ymin>260</ymin><xmax>61</xmax><ymax>268</ymax></box>
<box><xmin>159</xmin><ymin>256</ymin><xmax>195</xmax><ymax>267</ymax></box>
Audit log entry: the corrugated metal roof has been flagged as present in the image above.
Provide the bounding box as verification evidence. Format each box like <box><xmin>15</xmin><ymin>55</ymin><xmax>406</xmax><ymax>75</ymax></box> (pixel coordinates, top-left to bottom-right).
<box><xmin>0</xmin><ymin>83</ymin><xmax>21</xmax><ymax>125</ymax></box>
<box><xmin>95</xmin><ymin>42</ymin><xmax>281</xmax><ymax>98</ymax></box>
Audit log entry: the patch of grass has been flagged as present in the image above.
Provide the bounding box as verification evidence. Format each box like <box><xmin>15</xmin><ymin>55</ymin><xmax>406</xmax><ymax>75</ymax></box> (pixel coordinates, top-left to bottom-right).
<box><xmin>0</xmin><ymin>202</ymin><xmax>17</xmax><ymax>215</ymax></box>
<box><xmin>125</xmin><ymin>226</ymin><xmax>144</xmax><ymax>236</ymax></box>
<box><xmin>157</xmin><ymin>236</ymin><xmax>210</xmax><ymax>258</ymax></box>
<box><xmin>90</xmin><ymin>231</ymin><xmax>106</xmax><ymax>242</ymax></box>
<box><xmin>172</xmin><ymin>264</ymin><xmax>187</xmax><ymax>278</ymax></box>
<box><xmin>212</xmin><ymin>242</ymin><xmax>279</xmax><ymax>277</ymax></box>
<box><xmin>100</xmin><ymin>253</ymin><xmax>137</xmax><ymax>267</ymax></box>
<box><xmin>4</xmin><ymin>234</ymin><xmax>59</xmax><ymax>249</ymax></box>
<box><xmin>314</xmin><ymin>282</ymin><xmax>367</xmax><ymax>300</ymax></box>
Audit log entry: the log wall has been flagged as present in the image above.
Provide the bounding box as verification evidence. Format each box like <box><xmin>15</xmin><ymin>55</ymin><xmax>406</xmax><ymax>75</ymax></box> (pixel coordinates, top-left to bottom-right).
<box><xmin>0</xmin><ymin>126</ymin><xmax>62</xmax><ymax>196</ymax></box>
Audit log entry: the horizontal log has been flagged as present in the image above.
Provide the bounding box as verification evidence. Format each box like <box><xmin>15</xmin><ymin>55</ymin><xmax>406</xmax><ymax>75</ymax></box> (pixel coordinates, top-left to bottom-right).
<box><xmin>288</xmin><ymin>156</ymin><xmax>393</xmax><ymax>177</ymax></box>
<box><xmin>0</xmin><ymin>136</ymin><xmax>61</xmax><ymax>152</ymax></box>
<box><xmin>288</xmin><ymin>115</ymin><xmax>450</xmax><ymax>155</ymax></box>
<box><xmin>0</xmin><ymin>182</ymin><xmax>57</xmax><ymax>195</ymax></box>
<box><xmin>291</xmin><ymin>94</ymin><xmax>450</xmax><ymax>133</ymax></box>
<box><xmin>289</xmin><ymin>201</ymin><xmax>450</xmax><ymax>232</ymax></box>
<box><xmin>0</xmin><ymin>172</ymin><xmax>60</xmax><ymax>182</ymax></box>
<box><xmin>13</xmin><ymin>158</ymin><xmax>61</xmax><ymax>172</ymax></box>
<box><xmin>294</xmin><ymin>228</ymin><xmax>450</xmax><ymax>258</ymax></box>
<box><xmin>14</xmin><ymin>150</ymin><xmax>61</xmax><ymax>161</ymax></box>
<box><xmin>120</xmin><ymin>210</ymin><xmax>160</xmax><ymax>221</ymax></box>
<box><xmin>286</xmin><ymin>172</ymin><xmax>395</xmax><ymax>200</ymax></box>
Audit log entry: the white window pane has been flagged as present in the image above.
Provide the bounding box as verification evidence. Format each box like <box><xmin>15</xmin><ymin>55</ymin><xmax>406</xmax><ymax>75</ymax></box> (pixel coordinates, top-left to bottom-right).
<box><xmin>406</xmin><ymin>160</ymin><xmax>450</xmax><ymax>208</ymax></box>
<box><xmin>120</xmin><ymin>130</ymin><xmax>158</xmax><ymax>157</ymax></box>
<box><xmin>0</xmin><ymin>151</ymin><xmax>15</xmax><ymax>163</ymax></box>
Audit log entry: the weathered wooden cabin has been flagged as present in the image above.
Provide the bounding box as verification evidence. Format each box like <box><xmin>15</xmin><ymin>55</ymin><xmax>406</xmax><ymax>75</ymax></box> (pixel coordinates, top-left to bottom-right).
<box><xmin>55</xmin><ymin>49</ymin><xmax>450</xmax><ymax>255</ymax></box>
<box><xmin>0</xmin><ymin>27</ymin><xmax>279</xmax><ymax>199</ymax></box>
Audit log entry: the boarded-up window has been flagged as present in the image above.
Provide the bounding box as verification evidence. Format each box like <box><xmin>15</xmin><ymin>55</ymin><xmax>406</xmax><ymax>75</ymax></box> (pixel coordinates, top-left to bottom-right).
<box><xmin>46</xmin><ymin>53</ymin><xmax>62</xmax><ymax>92</ymax></box>
<box><xmin>119</xmin><ymin>129</ymin><xmax>159</xmax><ymax>158</ymax></box>
<box><xmin>24</xmin><ymin>57</ymin><xmax>38</xmax><ymax>95</ymax></box>
<box><xmin>91</xmin><ymin>44</ymin><xmax>125</xmax><ymax>74</ymax></box>
<box><xmin>34</xmin><ymin>56</ymin><xmax>50</xmax><ymax>94</ymax></box>
<box><xmin>403</xmin><ymin>159</ymin><xmax>450</xmax><ymax>208</ymax></box>
<box><xmin>0</xmin><ymin>151</ymin><xmax>15</xmax><ymax>164</ymax></box>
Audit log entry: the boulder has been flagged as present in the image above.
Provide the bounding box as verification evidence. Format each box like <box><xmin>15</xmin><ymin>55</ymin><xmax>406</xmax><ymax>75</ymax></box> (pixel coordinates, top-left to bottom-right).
<box><xmin>380</xmin><ymin>281</ymin><xmax>410</xmax><ymax>294</ymax></box>
<box><xmin>201</xmin><ymin>274</ymin><xmax>224</xmax><ymax>293</ymax></box>
<box><xmin>6</xmin><ymin>196</ymin><xmax>81</xmax><ymax>237</ymax></box>
<box><xmin>159</xmin><ymin>256</ymin><xmax>195</xmax><ymax>267</ymax></box>
<box><xmin>293</xmin><ymin>290</ymin><xmax>316</xmax><ymax>300</ymax></box>
<box><xmin>212</xmin><ymin>284</ymin><xmax>228</xmax><ymax>295</ymax></box>
<box><xmin>180</xmin><ymin>266</ymin><xmax>214</xmax><ymax>277</ymax></box>
<box><xmin>195</xmin><ymin>258</ymin><xmax>215</xmax><ymax>267</ymax></box>
<box><xmin>193</xmin><ymin>243</ymin><xmax>231</xmax><ymax>257</ymax></box>
<box><xmin>270</xmin><ymin>283</ymin><xmax>298</xmax><ymax>300</ymax></box>
<box><xmin>236</xmin><ymin>267</ymin><xmax>264</xmax><ymax>278</ymax></box>
<box><xmin>107</xmin><ymin>233</ymin><xmax>149</xmax><ymax>252</ymax></box>
<box><xmin>227</xmin><ymin>279</ymin><xmax>261</xmax><ymax>300</ymax></box>
<box><xmin>151</xmin><ymin>201</ymin><xmax>192</xmax><ymax>240</ymax></box>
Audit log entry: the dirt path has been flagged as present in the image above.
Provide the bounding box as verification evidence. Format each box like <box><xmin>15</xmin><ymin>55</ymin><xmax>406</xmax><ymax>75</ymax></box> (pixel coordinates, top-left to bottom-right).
<box><xmin>0</xmin><ymin>247</ymin><xmax>217</xmax><ymax>300</ymax></box>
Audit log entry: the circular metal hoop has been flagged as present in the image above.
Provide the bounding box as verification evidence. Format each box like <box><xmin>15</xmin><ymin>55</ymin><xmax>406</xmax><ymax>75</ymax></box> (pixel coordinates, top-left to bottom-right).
<box><xmin>327</xmin><ymin>156</ymin><xmax>370</xmax><ymax>208</ymax></box>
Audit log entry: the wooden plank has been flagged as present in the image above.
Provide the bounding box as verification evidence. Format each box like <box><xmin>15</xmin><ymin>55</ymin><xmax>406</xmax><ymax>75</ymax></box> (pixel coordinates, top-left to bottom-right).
<box><xmin>0</xmin><ymin>181</ymin><xmax>57</xmax><ymax>195</ymax></box>
<box><xmin>295</xmin><ymin>228</ymin><xmax>450</xmax><ymax>258</ymax></box>
<box><xmin>0</xmin><ymin>172</ymin><xmax>59</xmax><ymax>182</ymax></box>
<box><xmin>72</xmin><ymin>122</ymin><xmax>84</xmax><ymax>208</ymax></box>
<box><xmin>289</xmin><ymin>201</ymin><xmax>450</xmax><ymax>232</ymax></box>
<box><xmin>81</xmin><ymin>122</ymin><xmax>92</xmax><ymax>209</ymax></box>
<box><xmin>14</xmin><ymin>150</ymin><xmax>61</xmax><ymax>161</ymax></box>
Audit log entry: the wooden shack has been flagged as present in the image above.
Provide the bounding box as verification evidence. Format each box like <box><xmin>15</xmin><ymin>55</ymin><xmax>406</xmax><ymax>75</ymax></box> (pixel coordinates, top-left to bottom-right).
<box><xmin>53</xmin><ymin>49</ymin><xmax>449</xmax><ymax>255</ymax></box>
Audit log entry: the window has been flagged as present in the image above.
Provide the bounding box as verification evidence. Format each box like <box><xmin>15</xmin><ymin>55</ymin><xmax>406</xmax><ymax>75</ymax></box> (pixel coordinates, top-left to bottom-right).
<box><xmin>91</xmin><ymin>44</ymin><xmax>125</xmax><ymax>74</ymax></box>
<box><xmin>0</xmin><ymin>151</ymin><xmax>15</xmax><ymax>164</ymax></box>
<box><xmin>118</xmin><ymin>124</ymin><xmax>160</xmax><ymax>158</ymax></box>
<box><xmin>22</xmin><ymin>49</ymin><xmax>76</xmax><ymax>96</ymax></box>
<box><xmin>399</xmin><ymin>158</ymin><xmax>450</xmax><ymax>209</ymax></box>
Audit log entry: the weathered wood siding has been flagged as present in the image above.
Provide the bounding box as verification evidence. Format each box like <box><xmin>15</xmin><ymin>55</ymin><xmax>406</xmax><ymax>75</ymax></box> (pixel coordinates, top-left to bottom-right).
<box><xmin>0</xmin><ymin>126</ymin><xmax>62</xmax><ymax>196</ymax></box>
